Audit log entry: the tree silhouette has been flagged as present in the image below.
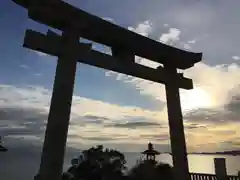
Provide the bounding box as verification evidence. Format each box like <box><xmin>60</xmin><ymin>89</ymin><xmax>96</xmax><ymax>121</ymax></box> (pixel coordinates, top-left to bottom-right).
<box><xmin>63</xmin><ymin>145</ymin><xmax>174</xmax><ymax>180</ymax></box>
<box><xmin>0</xmin><ymin>136</ymin><xmax>7</xmax><ymax>152</ymax></box>
<box><xmin>63</xmin><ymin>145</ymin><xmax>127</xmax><ymax>180</ymax></box>
<box><xmin>127</xmin><ymin>160</ymin><xmax>173</xmax><ymax>180</ymax></box>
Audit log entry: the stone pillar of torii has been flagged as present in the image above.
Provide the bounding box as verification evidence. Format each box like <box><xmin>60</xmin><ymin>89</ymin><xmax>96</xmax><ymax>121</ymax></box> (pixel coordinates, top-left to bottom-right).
<box><xmin>12</xmin><ymin>1</ymin><xmax>203</xmax><ymax>180</ymax></box>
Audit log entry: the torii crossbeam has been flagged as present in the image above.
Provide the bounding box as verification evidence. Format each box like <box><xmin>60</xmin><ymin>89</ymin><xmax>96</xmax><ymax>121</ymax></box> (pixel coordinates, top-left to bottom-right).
<box><xmin>12</xmin><ymin>0</ymin><xmax>202</xmax><ymax>180</ymax></box>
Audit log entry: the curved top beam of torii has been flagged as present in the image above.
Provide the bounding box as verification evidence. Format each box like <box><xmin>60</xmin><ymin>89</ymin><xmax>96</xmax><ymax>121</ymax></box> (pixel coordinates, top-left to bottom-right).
<box><xmin>13</xmin><ymin>0</ymin><xmax>202</xmax><ymax>70</ymax></box>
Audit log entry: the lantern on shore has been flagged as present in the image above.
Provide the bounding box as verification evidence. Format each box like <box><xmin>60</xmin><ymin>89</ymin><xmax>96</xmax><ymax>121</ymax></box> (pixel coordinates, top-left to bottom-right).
<box><xmin>141</xmin><ymin>142</ymin><xmax>160</xmax><ymax>161</ymax></box>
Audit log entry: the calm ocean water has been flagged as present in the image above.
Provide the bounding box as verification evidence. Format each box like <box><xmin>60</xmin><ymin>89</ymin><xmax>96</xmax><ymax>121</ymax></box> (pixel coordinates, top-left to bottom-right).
<box><xmin>1</xmin><ymin>147</ymin><xmax>240</xmax><ymax>180</ymax></box>
<box><xmin>124</xmin><ymin>153</ymin><xmax>240</xmax><ymax>176</ymax></box>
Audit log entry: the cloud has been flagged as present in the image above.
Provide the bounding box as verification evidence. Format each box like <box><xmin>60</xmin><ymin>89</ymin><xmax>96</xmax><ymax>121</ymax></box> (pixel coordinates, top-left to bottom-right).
<box><xmin>102</xmin><ymin>17</ymin><xmax>114</xmax><ymax>23</ymax></box>
<box><xmin>111</xmin><ymin>20</ymin><xmax>161</xmax><ymax>71</ymax></box>
<box><xmin>34</xmin><ymin>73</ymin><xmax>42</xmax><ymax>76</ymax></box>
<box><xmin>83</xmin><ymin>115</ymin><xmax>110</xmax><ymax>121</ymax></box>
<box><xmin>184</xmin><ymin>108</ymin><xmax>237</xmax><ymax>123</ymax></box>
<box><xmin>183</xmin><ymin>90</ymin><xmax>240</xmax><ymax>151</ymax></box>
<box><xmin>0</xmin><ymin>84</ymin><xmax>170</xmax><ymax>150</ymax></box>
<box><xmin>184</xmin><ymin>63</ymin><xmax>240</xmax><ymax>108</ymax></box>
<box><xmin>128</xmin><ymin>20</ymin><xmax>153</xmax><ymax>37</ymax></box>
<box><xmin>122</xmin><ymin>22</ymin><xmax>240</xmax><ymax>109</ymax></box>
<box><xmin>2</xmin><ymin>21</ymin><xmax>240</xmax><ymax>154</ymax></box>
<box><xmin>6</xmin><ymin>85</ymin><xmax>158</xmax><ymax>126</ymax></box>
<box><xmin>0</xmin><ymin>83</ymin><xmax>173</xmax><ymax>180</ymax></box>
<box><xmin>224</xmin><ymin>91</ymin><xmax>240</xmax><ymax>113</ymax></box>
<box><xmin>19</xmin><ymin>64</ymin><xmax>29</xmax><ymax>69</ymax></box>
<box><xmin>183</xmin><ymin>43</ymin><xmax>192</xmax><ymax>50</ymax></box>
<box><xmin>107</xmin><ymin>61</ymin><xmax>240</xmax><ymax>114</ymax></box>
<box><xmin>105</xmin><ymin>21</ymin><xmax>240</xmax><ymax>113</ymax></box>
<box><xmin>188</xmin><ymin>39</ymin><xmax>196</xmax><ymax>44</ymax></box>
<box><xmin>69</xmin><ymin>135</ymin><xmax>119</xmax><ymax>142</ymax></box>
<box><xmin>0</xmin><ymin>106</ymin><xmax>47</xmax><ymax>137</ymax></box>
<box><xmin>185</xmin><ymin>123</ymin><xmax>207</xmax><ymax>129</ymax></box>
<box><xmin>163</xmin><ymin>24</ymin><xmax>169</xmax><ymax>27</ymax></box>
<box><xmin>185</xmin><ymin>123</ymin><xmax>240</xmax><ymax>151</ymax></box>
<box><xmin>135</xmin><ymin>56</ymin><xmax>161</xmax><ymax>69</ymax></box>
<box><xmin>103</xmin><ymin>20</ymin><xmax>240</xmax><ymax>151</ymax></box>
<box><xmin>104</xmin><ymin>70</ymin><xmax>166</xmax><ymax>103</ymax></box>
<box><xmin>232</xmin><ymin>56</ymin><xmax>240</xmax><ymax>61</ymax></box>
<box><xmin>184</xmin><ymin>88</ymin><xmax>240</xmax><ymax>124</ymax></box>
<box><xmin>108</xmin><ymin>121</ymin><xmax>162</xmax><ymax>129</ymax></box>
<box><xmin>159</xmin><ymin>28</ymin><xmax>181</xmax><ymax>45</ymax></box>
<box><xmin>71</xmin><ymin>96</ymin><xmax>166</xmax><ymax>124</ymax></box>
<box><xmin>139</xmin><ymin>134</ymin><xmax>169</xmax><ymax>141</ymax></box>
<box><xmin>81</xmin><ymin>115</ymin><xmax>110</xmax><ymax>124</ymax></box>
<box><xmin>0</xmin><ymin>81</ymin><xmax>239</xmax><ymax>154</ymax></box>
<box><xmin>104</xmin><ymin>24</ymin><xmax>183</xmax><ymax>103</ymax></box>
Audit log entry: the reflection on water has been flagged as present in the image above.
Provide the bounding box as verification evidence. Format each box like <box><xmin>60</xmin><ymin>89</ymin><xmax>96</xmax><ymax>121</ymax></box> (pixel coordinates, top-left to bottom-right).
<box><xmin>187</xmin><ymin>154</ymin><xmax>240</xmax><ymax>175</ymax></box>
<box><xmin>125</xmin><ymin>153</ymin><xmax>240</xmax><ymax>175</ymax></box>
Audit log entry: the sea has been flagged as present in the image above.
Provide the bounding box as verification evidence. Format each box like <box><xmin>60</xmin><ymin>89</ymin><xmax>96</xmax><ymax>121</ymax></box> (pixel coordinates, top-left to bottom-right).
<box><xmin>123</xmin><ymin>153</ymin><xmax>240</xmax><ymax>176</ymax></box>
<box><xmin>1</xmin><ymin>147</ymin><xmax>240</xmax><ymax>180</ymax></box>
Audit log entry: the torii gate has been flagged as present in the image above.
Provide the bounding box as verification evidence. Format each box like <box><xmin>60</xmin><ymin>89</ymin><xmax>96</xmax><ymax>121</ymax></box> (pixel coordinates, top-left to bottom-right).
<box><xmin>12</xmin><ymin>0</ymin><xmax>202</xmax><ymax>180</ymax></box>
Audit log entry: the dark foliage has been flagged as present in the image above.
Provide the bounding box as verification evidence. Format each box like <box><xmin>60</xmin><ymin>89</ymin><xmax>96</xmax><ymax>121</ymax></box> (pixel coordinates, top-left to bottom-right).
<box><xmin>127</xmin><ymin>160</ymin><xmax>173</xmax><ymax>180</ymax></box>
<box><xmin>62</xmin><ymin>145</ymin><xmax>173</xmax><ymax>180</ymax></box>
<box><xmin>63</xmin><ymin>145</ymin><xmax>126</xmax><ymax>180</ymax></box>
<box><xmin>0</xmin><ymin>136</ymin><xmax>8</xmax><ymax>152</ymax></box>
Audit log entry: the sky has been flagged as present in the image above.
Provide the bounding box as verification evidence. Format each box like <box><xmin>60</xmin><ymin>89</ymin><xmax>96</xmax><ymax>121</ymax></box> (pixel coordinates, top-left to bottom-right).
<box><xmin>0</xmin><ymin>0</ymin><xmax>240</xmax><ymax>179</ymax></box>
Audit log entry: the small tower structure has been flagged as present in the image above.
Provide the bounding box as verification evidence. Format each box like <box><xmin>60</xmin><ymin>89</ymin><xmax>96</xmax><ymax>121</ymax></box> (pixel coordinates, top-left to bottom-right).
<box><xmin>141</xmin><ymin>142</ymin><xmax>160</xmax><ymax>161</ymax></box>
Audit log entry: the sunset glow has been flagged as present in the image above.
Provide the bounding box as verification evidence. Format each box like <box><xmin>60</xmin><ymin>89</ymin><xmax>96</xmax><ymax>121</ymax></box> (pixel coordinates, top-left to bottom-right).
<box><xmin>181</xmin><ymin>88</ymin><xmax>216</xmax><ymax>112</ymax></box>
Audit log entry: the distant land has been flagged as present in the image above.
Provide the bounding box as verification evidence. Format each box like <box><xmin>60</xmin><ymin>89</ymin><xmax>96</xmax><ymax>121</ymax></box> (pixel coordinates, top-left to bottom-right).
<box><xmin>163</xmin><ymin>150</ymin><xmax>240</xmax><ymax>156</ymax></box>
<box><xmin>190</xmin><ymin>150</ymin><xmax>240</xmax><ymax>156</ymax></box>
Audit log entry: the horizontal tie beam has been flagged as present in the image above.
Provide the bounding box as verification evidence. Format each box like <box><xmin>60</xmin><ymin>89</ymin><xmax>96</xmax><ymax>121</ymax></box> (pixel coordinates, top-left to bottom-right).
<box><xmin>23</xmin><ymin>29</ymin><xmax>194</xmax><ymax>90</ymax></box>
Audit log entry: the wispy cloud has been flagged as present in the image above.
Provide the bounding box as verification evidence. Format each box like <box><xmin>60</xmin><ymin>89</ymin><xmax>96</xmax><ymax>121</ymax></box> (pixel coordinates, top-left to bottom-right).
<box><xmin>182</xmin><ymin>43</ymin><xmax>192</xmax><ymax>50</ymax></box>
<box><xmin>106</xmin><ymin>121</ymin><xmax>162</xmax><ymax>129</ymax></box>
<box><xmin>102</xmin><ymin>17</ymin><xmax>114</xmax><ymax>23</ymax></box>
<box><xmin>163</xmin><ymin>24</ymin><xmax>169</xmax><ymax>27</ymax></box>
<box><xmin>19</xmin><ymin>64</ymin><xmax>29</xmax><ymax>69</ymax></box>
<box><xmin>34</xmin><ymin>73</ymin><xmax>42</xmax><ymax>76</ymax></box>
<box><xmin>188</xmin><ymin>39</ymin><xmax>196</xmax><ymax>44</ymax></box>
